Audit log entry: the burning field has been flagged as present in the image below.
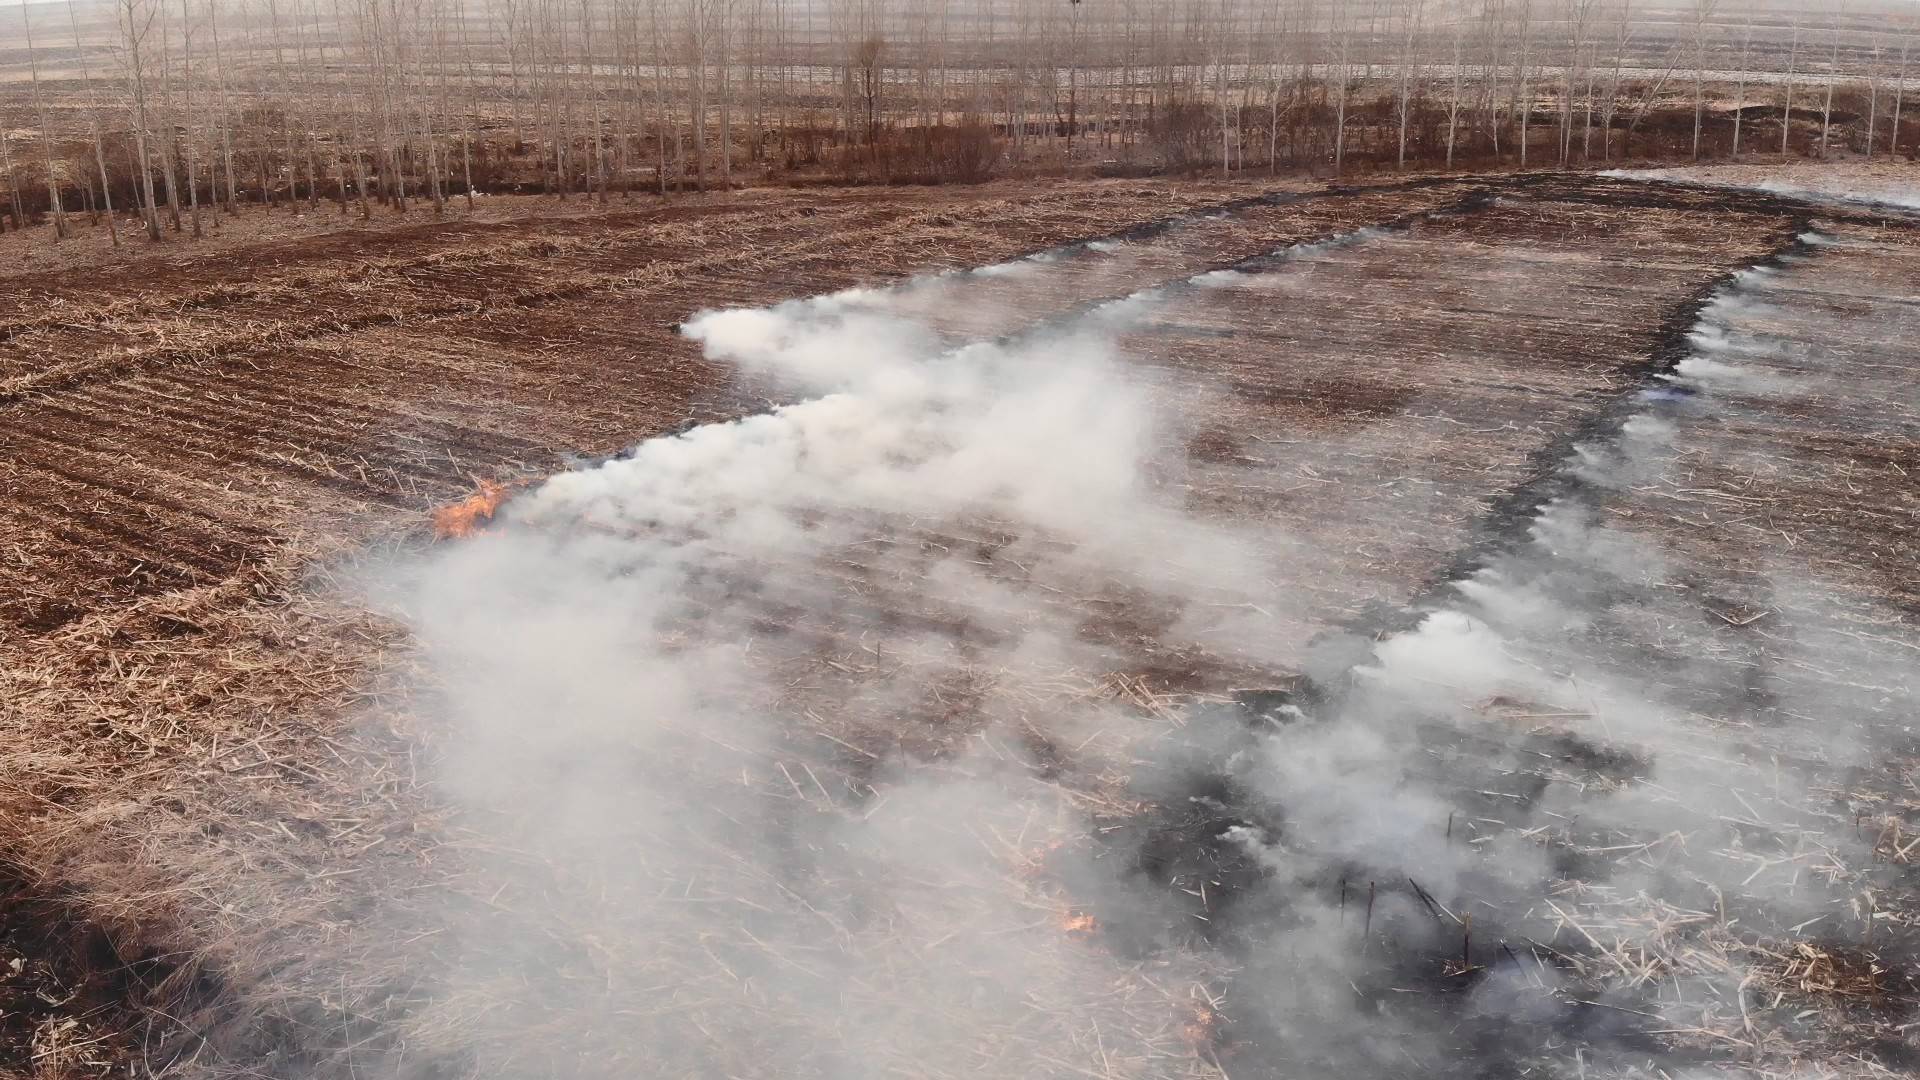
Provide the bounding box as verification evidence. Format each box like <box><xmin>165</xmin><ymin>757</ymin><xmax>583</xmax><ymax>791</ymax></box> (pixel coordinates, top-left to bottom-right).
<box><xmin>0</xmin><ymin>171</ymin><xmax>1916</xmax><ymax>1079</ymax></box>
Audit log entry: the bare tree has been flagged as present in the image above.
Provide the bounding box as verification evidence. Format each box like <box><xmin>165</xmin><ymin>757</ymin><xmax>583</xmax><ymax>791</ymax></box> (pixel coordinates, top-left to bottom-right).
<box><xmin>1394</xmin><ymin>0</ymin><xmax>1421</xmax><ymax>169</ymax></box>
<box><xmin>1894</xmin><ymin>29</ymin><xmax>1912</xmax><ymax>156</ymax></box>
<box><xmin>293</xmin><ymin>0</ymin><xmax>323</xmax><ymax>208</ymax></box>
<box><xmin>266</xmin><ymin>0</ymin><xmax>300</xmax><ymax>210</ymax></box>
<box><xmin>1212</xmin><ymin>0</ymin><xmax>1238</xmax><ymax>176</ymax></box>
<box><xmin>1444</xmin><ymin>1</ymin><xmax>1465</xmax><ymax>168</ymax></box>
<box><xmin>70</xmin><ymin>0</ymin><xmax>121</xmax><ymax>244</ymax></box>
<box><xmin>154</xmin><ymin>9</ymin><xmax>184</xmax><ymax>231</ymax></box>
<box><xmin>1689</xmin><ymin>0</ymin><xmax>1717</xmax><ymax>160</ymax></box>
<box><xmin>649</xmin><ymin>0</ymin><xmax>670</xmax><ymax>193</ymax></box>
<box><xmin>22</xmin><ymin>0</ymin><xmax>72</xmax><ymax>237</ymax></box>
<box><xmin>854</xmin><ymin>32</ymin><xmax>884</xmax><ymax>150</ymax></box>
<box><xmin>1481</xmin><ymin>0</ymin><xmax>1507</xmax><ymax>157</ymax></box>
<box><xmin>1332</xmin><ymin>0</ymin><xmax>1353</xmax><ymax>172</ymax></box>
<box><xmin>458</xmin><ymin>0</ymin><xmax>478</xmax><ymax>205</ymax></box>
<box><xmin>1730</xmin><ymin>18</ymin><xmax>1751</xmax><ymax>157</ymax></box>
<box><xmin>690</xmin><ymin>0</ymin><xmax>710</xmax><ymax>188</ymax></box>
<box><xmin>1560</xmin><ymin>0</ymin><xmax>1596</xmax><ymax>167</ymax></box>
<box><xmin>1066</xmin><ymin>0</ymin><xmax>1082</xmax><ymax>157</ymax></box>
<box><xmin>208</xmin><ymin>0</ymin><xmax>238</xmax><ymax>211</ymax></box>
<box><xmin>715</xmin><ymin>0</ymin><xmax>733</xmax><ymax>188</ymax></box>
<box><xmin>1512</xmin><ymin>0</ymin><xmax>1534</xmax><ymax>167</ymax></box>
<box><xmin>180</xmin><ymin>0</ymin><xmax>203</xmax><ymax>236</ymax></box>
<box><xmin>1781</xmin><ymin>14</ymin><xmax>1800</xmax><ymax>156</ymax></box>
<box><xmin>333</xmin><ymin>0</ymin><xmax>376</xmax><ymax>216</ymax></box>
<box><xmin>0</xmin><ymin>129</ymin><xmax>24</xmax><ymax>232</ymax></box>
<box><xmin>118</xmin><ymin>0</ymin><xmax>166</xmax><ymax>239</ymax></box>
<box><xmin>1818</xmin><ymin>11</ymin><xmax>1839</xmax><ymax>157</ymax></box>
<box><xmin>1866</xmin><ymin>44</ymin><xmax>1880</xmax><ymax>158</ymax></box>
<box><xmin>1598</xmin><ymin>0</ymin><xmax>1631</xmax><ymax>163</ymax></box>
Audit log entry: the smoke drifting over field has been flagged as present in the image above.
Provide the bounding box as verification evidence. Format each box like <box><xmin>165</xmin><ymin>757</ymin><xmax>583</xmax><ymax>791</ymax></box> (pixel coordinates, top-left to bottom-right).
<box><xmin>1607</xmin><ymin>168</ymin><xmax>1920</xmax><ymax>212</ymax></box>
<box><xmin>379</xmin><ymin>210</ymin><xmax>1907</xmax><ymax>1077</ymax></box>
<box><xmin>388</xmin><ymin>245</ymin><xmax>1275</xmax><ymax>1078</ymax></box>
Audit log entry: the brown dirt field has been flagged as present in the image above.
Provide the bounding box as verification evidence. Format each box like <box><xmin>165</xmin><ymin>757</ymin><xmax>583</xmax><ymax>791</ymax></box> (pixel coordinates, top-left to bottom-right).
<box><xmin>0</xmin><ymin>180</ymin><xmax>1316</xmax><ymax>629</ymax></box>
<box><xmin>0</xmin><ymin>170</ymin><xmax>1914</xmax><ymax>1078</ymax></box>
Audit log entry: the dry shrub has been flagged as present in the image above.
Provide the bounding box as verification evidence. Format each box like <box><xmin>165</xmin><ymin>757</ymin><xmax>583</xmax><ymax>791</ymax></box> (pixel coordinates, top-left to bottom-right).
<box><xmin>1149</xmin><ymin>102</ymin><xmax>1220</xmax><ymax>175</ymax></box>
<box><xmin>827</xmin><ymin>120</ymin><xmax>1000</xmax><ymax>185</ymax></box>
<box><xmin>918</xmin><ymin>120</ymin><xmax>999</xmax><ymax>183</ymax></box>
<box><xmin>780</xmin><ymin>115</ymin><xmax>836</xmax><ymax>170</ymax></box>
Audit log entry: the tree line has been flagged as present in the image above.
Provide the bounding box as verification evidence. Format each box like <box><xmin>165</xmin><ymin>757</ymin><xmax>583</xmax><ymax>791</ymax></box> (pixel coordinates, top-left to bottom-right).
<box><xmin>0</xmin><ymin>0</ymin><xmax>1914</xmax><ymax>241</ymax></box>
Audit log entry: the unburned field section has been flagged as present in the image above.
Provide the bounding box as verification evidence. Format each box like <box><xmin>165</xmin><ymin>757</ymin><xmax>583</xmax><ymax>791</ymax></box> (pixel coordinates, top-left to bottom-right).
<box><xmin>0</xmin><ymin>188</ymin><xmax>1133</xmax><ymax>388</ymax></box>
<box><xmin>0</xmin><ymin>179</ymin><xmax>1349</xmax><ymax>635</ymax></box>
<box><xmin>850</xmin><ymin>179</ymin><xmax>1487</xmax><ymax>347</ymax></box>
<box><xmin>0</xmin><ymin>180</ymin><xmax>1328</xmax><ymax>391</ymax></box>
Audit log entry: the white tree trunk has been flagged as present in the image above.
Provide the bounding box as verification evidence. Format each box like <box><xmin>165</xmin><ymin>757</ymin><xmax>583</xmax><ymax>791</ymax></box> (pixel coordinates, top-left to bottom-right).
<box><xmin>22</xmin><ymin>0</ymin><xmax>71</xmax><ymax>238</ymax></box>
<box><xmin>68</xmin><ymin>0</ymin><xmax>119</xmax><ymax>244</ymax></box>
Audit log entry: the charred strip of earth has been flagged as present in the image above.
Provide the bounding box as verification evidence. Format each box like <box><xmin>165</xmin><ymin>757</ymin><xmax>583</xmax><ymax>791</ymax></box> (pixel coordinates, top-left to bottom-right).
<box><xmin>0</xmin><ymin>861</ymin><xmax>210</xmax><ymax>1076</ymax></box>
<box><xmin>1045</xmin><ymin>170</ymin><xmax>1497</xmax><ymax>261</ymax></box>
<box><xmin>1338</xmin><ymin>204</ymin><xmax>1824</xmax><ymax>648</ymax></box>
<box><xmin>1090</xmin><ymin>694</ymin><xmax>1728</xmax><ymax>1076</ymax></box>
<box><xmin>980</xmin><ymin>184</ymin><xmax>1500</xmax><ymax>351</ymax></box>
<box><xmin>1596</xmin><ymin>175</ymin><xmax>1920</xmax><ymax>228</ymax></box>
<box><xmin>1117</xmin><ymin>194</ymin><xmax>1920</xmax><ymax>1073</ymax></box>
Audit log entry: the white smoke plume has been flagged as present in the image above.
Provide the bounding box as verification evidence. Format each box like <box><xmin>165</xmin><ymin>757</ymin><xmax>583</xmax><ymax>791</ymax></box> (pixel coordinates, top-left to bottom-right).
<box><xmin>368</xmin><ymin>205</ymin><xmax>1908</xmax><ymax>1078</ymax></box>
<box><xmin>1603</xmin><ymin>167</ymin><xmax>1920</xmax><ymax>213</ymax></box>
<box><xmin>375</xmin><ymin>224</ymin><xmax>1325</xmax><ymax>1079</ymax></box>
<box><xmin>1283</xmin><ymin>230</ymin><xmax>1903</xmax><ymax>1054</ymax></box>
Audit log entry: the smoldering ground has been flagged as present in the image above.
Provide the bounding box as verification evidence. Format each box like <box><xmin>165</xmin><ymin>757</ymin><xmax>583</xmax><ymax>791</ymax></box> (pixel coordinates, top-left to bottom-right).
<box><xmin>362</xmin><ymin>200</ymin><xmax>1915</xmax><ymax>1078</ymax></box>
<box><xmin>1606</xmin><ymin>168</ymin><xmax>1920</xmax><ymax>214</ymax></box>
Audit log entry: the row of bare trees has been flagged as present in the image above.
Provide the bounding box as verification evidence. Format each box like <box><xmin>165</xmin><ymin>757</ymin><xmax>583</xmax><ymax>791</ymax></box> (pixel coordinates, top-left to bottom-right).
<box><xmin>0</xmin><ymin>0</ymin><xmax>1913</xmax><ymax>240</ymax></box>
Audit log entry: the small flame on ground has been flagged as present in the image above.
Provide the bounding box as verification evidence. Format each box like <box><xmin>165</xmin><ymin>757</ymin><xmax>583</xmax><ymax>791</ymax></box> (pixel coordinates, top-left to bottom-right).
<box><xmin>1060</xmin><ymin>912</ymin><xmax>1098</xmax><ymax>935</ymax></box>
<box><xmin>1182</xmin><ymin>1003</ymin><xmax>1220</xmax><ymax>1048</ymax></box>
<box><xmin>433</xmin><ymin>480</ymin><xmax>510</xmax><ymax>540</ymax></box>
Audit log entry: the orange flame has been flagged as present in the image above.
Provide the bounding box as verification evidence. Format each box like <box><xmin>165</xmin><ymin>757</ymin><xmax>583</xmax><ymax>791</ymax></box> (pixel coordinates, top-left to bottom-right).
<box><xmin>1060</xmin><ymin>912</ymin><xmax>1098</xmax><ymax>935</ymax></box>
<box><xmin>1181</xmin><ymin>1003</ymin><xmax>1220</xmax><ymax>1048</ymax></box>
<box><xmin>432</xmin><ymin>480</ymin><xmax>510</xmax><ymax>540</ymax></box>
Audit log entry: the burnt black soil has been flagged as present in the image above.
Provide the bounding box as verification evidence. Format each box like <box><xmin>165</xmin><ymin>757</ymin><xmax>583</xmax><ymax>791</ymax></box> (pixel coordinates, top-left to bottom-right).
<box><xmin>0</xmin><ymin>868</ymin><xmax>179</xmax><ymax>1077</ymax></box>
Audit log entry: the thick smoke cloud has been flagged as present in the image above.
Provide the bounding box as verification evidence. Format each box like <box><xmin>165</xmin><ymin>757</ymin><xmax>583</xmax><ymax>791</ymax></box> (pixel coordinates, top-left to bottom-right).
<box><xmin>381</xmin><ymin>239</ymin><xmax>1291</xmax><ymax>1079</ymax></box>
<box><xmin>374</xmin><ymin>209</ymin><xmax>1900</xmax><ymax>1078</ymax></box>
<box><xmin>1605</xmin><ymin>167</ymin><xmax>1920</xmax><ymax>212</ymax></box>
